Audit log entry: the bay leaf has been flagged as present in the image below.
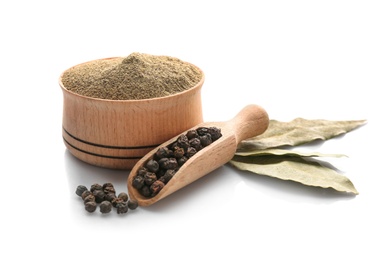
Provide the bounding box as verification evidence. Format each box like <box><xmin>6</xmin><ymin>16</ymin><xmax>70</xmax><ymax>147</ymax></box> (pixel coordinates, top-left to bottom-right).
<box><xmin>235</xmin><ymin>148</ymin><xmax>346</xmax><ymax>158</ymax></box>
<box><xmin>238</xmin><ymin>118</ymin><xmax>366</xmax><ymax>151</ymax></box>
<box><xmin>229</xmin><ymin>155</ymin><xmax>358</xmax><ymax>194</ymax></box>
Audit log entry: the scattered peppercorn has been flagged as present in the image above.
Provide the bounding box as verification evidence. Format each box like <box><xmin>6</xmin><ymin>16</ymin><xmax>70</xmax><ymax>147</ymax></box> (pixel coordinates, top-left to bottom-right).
<box><xmin>104</xmin><ymin>192</ymin><xmax>117</xmax><ymax>203</ymax></box>
<box><xmin>116</xmin><ymin>202</ymin><xmax>128</xmax><ymax>214</ymax></box>
<box><xmin>127</xmin><ymin>199</ymin><xmax>138</xmax><ymax>210</ymax></box>
<box><xmin>93</xmin><ymin>190</ymin><xmax>106</xmax><ymax>203</ymax></box>
<box><xmin>85</xmin><ymin>201</ymin><xmax>97</xmax><ymax>213</ymax></box>
<box><xmin>118</xmin><ymin>192</ymin><xmax>128</xmax><ymax>202</ymax></box>
<box><xmin>102</xmin><ymin>182</ymin><xmax>114</xmax><ymax>190</ymax></box>
<box><xmin>132</xmin><ymin>126</ymin><xmax>222</xmax><ymax>198</ymax></box>
<box><xmin>103</xmin><ymin>186</ymin><xmax>116</xmax><ymax>195</ymax></box>
<box><xmin>83</xmin><ymin>194</ymin><xmax>95</xmax><ymax>204</ymax></box>
<box><xmin>100</xmin><ymin>201</ymin><xmax>112</xmax><ymax>214</ymax></box>
<box><xmin>75</xmin><ymin>185</ymin><xmax>88</xmax><ymax>196</ymax></box>
<box><xmin>81</xmin><ymin>190</ymin><xmax>92</xmax><ymax>200</ymax></box>
<box><xmin>90</xmin><ymin>183</ymin><xmax>103</xmax><ymax>192</ymax></box>
<box><xmin>112</xmin><ymin>197</ymin><xmax>124</xmax><ymax>208</ymax></box>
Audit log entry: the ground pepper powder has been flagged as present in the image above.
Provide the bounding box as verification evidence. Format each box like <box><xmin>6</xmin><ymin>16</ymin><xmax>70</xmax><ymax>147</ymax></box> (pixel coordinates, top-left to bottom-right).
<box><xmin>61</xmin><ymin>52</ymin><xmax>202</xmax><ymax>100</ymax></box>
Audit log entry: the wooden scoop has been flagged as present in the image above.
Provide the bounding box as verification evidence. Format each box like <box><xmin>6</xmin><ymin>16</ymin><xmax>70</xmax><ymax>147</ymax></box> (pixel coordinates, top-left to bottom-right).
<box><xmin>127</xmin><ymin>104</ymin><xmax>269</xmax><ymax>206</ymax></box>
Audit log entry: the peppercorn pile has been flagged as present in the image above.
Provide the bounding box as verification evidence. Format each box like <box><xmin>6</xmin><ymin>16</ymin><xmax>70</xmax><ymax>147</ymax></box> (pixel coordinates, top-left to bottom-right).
<box><xmin>75</xmin><ymin>183</ymin><xmax>138</xmax><ymax>214</ymax></box>
<box><xmin>132</xmin><ymin>127</ymin><xmax>222</xmax><ymax>198</ymax></box>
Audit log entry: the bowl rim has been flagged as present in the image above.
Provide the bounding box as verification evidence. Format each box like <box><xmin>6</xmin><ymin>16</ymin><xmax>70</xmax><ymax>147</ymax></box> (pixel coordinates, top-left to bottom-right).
<box><xmin>58</xmin><ymin>57</ymin><xmax>205</xmax><ymax>103</ymax></box>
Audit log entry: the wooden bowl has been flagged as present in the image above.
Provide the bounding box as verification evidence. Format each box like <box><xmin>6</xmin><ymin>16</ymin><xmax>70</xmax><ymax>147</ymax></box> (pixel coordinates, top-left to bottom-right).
<box><xmin>59</xmin><ymin>58</ymin><xmax>204</xmax><ymax>170</ymax></box>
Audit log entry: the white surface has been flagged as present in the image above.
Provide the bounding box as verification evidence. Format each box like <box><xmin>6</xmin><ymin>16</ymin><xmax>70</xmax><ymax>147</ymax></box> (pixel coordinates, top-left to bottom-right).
<box><xmin>1</xmin><ymin>1</ymin><xmax>389</xmax><ymax>259</ymax></box>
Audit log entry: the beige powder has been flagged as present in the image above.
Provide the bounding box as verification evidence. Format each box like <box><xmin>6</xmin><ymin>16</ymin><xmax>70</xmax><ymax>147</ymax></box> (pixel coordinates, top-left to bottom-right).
<box><xmin>61</xmin><ymin>52</ymin><xmax>202</xmax><ymax>100</ymax></box>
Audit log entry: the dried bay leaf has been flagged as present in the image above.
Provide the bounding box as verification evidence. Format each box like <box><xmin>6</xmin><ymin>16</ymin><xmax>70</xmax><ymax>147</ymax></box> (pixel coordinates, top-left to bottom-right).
<box><xmin>235</xmin><ymin>148</ymin><xmax>346</xmax><ymax>158</ymax></box>
<box><xmin>238</xmin><ymin>118</ymin><xmax>366</xmax><ymax>151</ymax></box>
<box><xmin>229</xmin><ymin>155</ymin><xmax>358</xmax><ymax>194</ymax></box>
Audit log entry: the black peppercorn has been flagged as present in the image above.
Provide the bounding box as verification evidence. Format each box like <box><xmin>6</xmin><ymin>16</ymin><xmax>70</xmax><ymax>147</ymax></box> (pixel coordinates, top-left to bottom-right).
<box><xmin>102</xmin><ymin>182</ymin><xmax>114</xmax><ymax>190</ymax></box>
<box><xmin>118</xmin><ymin>192</ymin><xmax>129</xmax><ymax>202</ymax></box>
<box><xmin>84</xmin><ymin>194</ymin><xmax>95</xmax><ymax>204</ymax></box>
<box><xmin>144</xmin><ymin>172</ymin><xmax>157</xmax><ymax>186</ymax></box>
<box><xmin>199</xmin><ymin>133</ymin><xmax>212</xmax><ymax>147</ymax></box>
<box><xmin>156</xmin><ymin>169</ymin><xmax>165</xmax><ymax>179</ymax></box>
<box><xmin>81</xmin><ymin>190</ymin><xmax>92</xmax><ymax>200</ymax></box>
<box><xmin>145</xmin><ymin>159</ymin><xmax>159</xmax><ymax>173</ymax></box>
<box><xmin>93</xmin><ymin>189</ymin><xmax>106</xmax><ymax>203</ymax></box>
<box><xmin>100</xmin><ymin>201</ymin><xmax>112</xmax><ymax>214</ymax></box>
<box><xmin>176</xmin><ymin>134</ymin><xmax>190</xmax><ymax>150</ymax></box>
<box><xmin>162</xmin><ymin>169</ymin><xmax>176</xmax><ymax>183</ymax></box>
<box><xmin>189</xmin><ymin>138</ymin><xmax>203</xmax><ymax>151</ymax></box>
<box><xmin>103</xmin><ymin>186</ymin><xmax>116</xmax><ymax>195</ymax></box>
<box><xmin>112</xmin><ymin>197</ymin><xmax>124</xmax><ymax>208</ymax></box>
<box><xmin>136</xmin><ymin>167</ymin><xmax>148</xmax><ymax>177</ymax></box>
<box><xmin>196</xmin><ymin>126</ymin><xmax>222</xmax><ymax>141</ymax></box>
<box><xmin>104</xmin><ymin>192</ymin><xmax>117</xmax><ymax>203</ymax></box>
<box><xmin>186</xmin><ymin>147</ymin><xmax>197</xmax><ymax>157</ymax></box>
<box><xmin>168</xmin><ymin>158</ymin><xmax>179</xmax><ymax>169</ymax></box>
<box><xmin>132</xmin><ymin>175</ymin><xmax>145</xmax><ymax>189</ymax></box>
<box><xmin>196</xmin><ymin>127</ymin><xmax>209</xmax><ymax>136</ymax></box>
<box><xmin>127</xmin><ymin>199</ymin><xmax>138</xmax><ymax>210</ymax></box>
<box><xmin>170</xmin><ymin>142</ymin><xmax>179</xmax><ymax>152</ymax></box>
<box><xmin>177</xmin><ymin>156</ymin><xmax>188</xmax><ymax>166</ymax></box>
<box><xmin>159</xmin><ymin>176</ymin><xmax>166</xmax><ymax>183</ymax></box>
<box><xmin>158</xmin><ymin>158</ymin><xmax>169</xmax><ymax>169</ymax></box>
<box><xmin>90</xmin><ymin>183</ymin><xmax>103</xmax><ymax>192</ymax></box>
<box><xmin>85</xmin><ymin>201</ymin><xmax>97</xmax><ymax>213</ymax></box>
<box><xmin>116</xmin><ymin>201</ymin><xmax>128</xmax><ymax>214</ymax></box>
<box><xmin>76</xmin><ymin>185</ymin><xmax>88</xmax><ymax>197</ymax></box>
<box><xmin>159</xmin><ymin>157</ymin><xmax>178</xmax><ymax>170</ymax></box>
<box><xmin>140</xmin><ymin>185</ymin><xmax>151</xmax><ymax>197</ymax></box>
<box><xmin>186</xmin><ymin>129</ymin><xmax>199</xmax><ymax>140</ymax></box>
<box><xmin>207</xmin><ymin>127</ymin><xmax>222</xmax><ymax>141</ymax></box>
<box><xmin>173</xmin><ymin>146</ymin><xmax>185</xmax><ymax>158</ymax></box>
<box><xmin>150</xmin><ymin>180</ymin><xmax>165</xmax><ymax>197</ymax></box>
<box><xmin>155</xmin><ymin>147</ymin><xmax>171</xmax><ymax>159</ymax></box>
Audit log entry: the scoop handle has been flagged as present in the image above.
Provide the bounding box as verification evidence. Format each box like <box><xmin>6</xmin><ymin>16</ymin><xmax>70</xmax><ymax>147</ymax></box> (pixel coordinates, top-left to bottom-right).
<box><xmin>229</xmin><ymin>104</ymin><xmax>269</xmax><ymax>143</ymax></box>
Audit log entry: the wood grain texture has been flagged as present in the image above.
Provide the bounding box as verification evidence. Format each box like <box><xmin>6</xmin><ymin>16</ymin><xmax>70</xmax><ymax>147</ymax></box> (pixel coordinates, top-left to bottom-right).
<box><xmin>59</xmin><ymin>58</ymin><xmax>204</xmax><ymax>169</ymax></box>
<box><xmin>127</xmin><ymin>104</ymin><xmax>269</xmax><ymax>206</ymax></box>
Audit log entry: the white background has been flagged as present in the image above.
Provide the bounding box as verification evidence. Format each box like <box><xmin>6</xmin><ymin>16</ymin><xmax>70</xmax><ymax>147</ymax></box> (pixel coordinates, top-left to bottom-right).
<box><xmin>1</xmin><ymin>1</ymin><xmax>389</xmax><ymax>259</ymax></box>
